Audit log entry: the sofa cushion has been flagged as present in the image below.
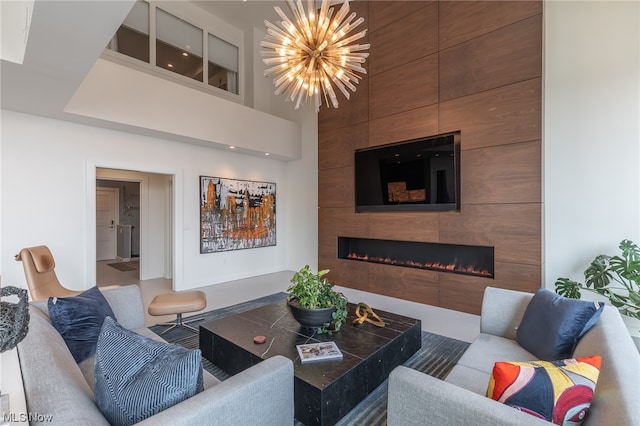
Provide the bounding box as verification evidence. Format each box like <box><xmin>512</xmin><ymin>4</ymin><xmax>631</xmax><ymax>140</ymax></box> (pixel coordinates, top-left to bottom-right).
<box><xmin>487</xmin><ymin>356</ymin><xmax>601</xmax><ymax>425</ymax></box>
<box><xmin>445</xmin><ymin>364</ymin><xmax>492</xmax><ymax>396</ymax></box>
<box><xmin>456</xmin><ymin>333</ymin><xmax>538</xmax><ymax>375</ymax></box>
<box><xmin>100</xmin><ymin>284</ymin><xmax>145</xmax><ymax>330</ymax></box>
<box><xmin>48</xmin><ymin>286</ymin><xmax>117</xmax><ymax>363</ymax></box>
<box><xmin>516</xmin><ymin>289</ymin><xmax>603</xmax><ymax>360</ymax></box>
<box><xmin>94</xmin><ymin>317</ymin><xmax>203</xmax><ymax>426</ymax></box>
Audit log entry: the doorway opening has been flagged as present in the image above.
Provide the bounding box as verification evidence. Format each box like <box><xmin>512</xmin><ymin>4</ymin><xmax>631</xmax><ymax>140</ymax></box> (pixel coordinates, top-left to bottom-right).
<box><xmin>96</xmin><ymin>180</ymin><xmax>139</xmax><ymax>286</ymax></box>
<box><xmin>95</xmin><ymin>168</ymin><xmax>173</xmax><ymax>288</ymax></box>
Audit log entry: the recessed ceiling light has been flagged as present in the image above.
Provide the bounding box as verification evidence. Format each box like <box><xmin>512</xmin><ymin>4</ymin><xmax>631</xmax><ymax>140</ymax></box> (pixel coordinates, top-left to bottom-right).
<box><xmin>182</xmin><ymin>52</ymin><xmax>188</xmax><ymax>57</ymax></box>
<box><xmin>264</xmin><ymin>153</ymin><xmax>270</xmax><ymax>156</ymax></box>
<box><xmin>229</xmin><ymin>146</ymin><xmax>235</xmax><ymax>149</ymax></box>
<box><xmin>167</xmin><ymin>63</ymin><xmax>173</xmax><ymax>68</ymax></box>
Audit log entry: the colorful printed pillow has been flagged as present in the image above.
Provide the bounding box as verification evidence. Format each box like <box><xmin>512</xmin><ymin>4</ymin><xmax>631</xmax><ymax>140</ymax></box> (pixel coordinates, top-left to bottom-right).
<box><xmin>487</xmin><ymin>356</ymin><xmax>601</xmax><ymax>425</ymax></box>
<box><xmin>516</xmin><ymin>288</ymin><xmax>604</xmax><ymax>360</ymax></box>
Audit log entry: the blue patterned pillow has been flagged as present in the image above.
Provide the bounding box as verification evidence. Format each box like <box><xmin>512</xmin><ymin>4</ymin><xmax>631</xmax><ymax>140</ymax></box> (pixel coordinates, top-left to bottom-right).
<box><xmin>516</xmin><ymin>289</ymin><xmax>604</xmax><ymax>360</ymax></box>
<box><xmin>48</xmin><ymin>286</ymin><xmax>116</xmax><ymax>363</ymax></box>
<box><xmin>94</xmin><ymin>317</ymin><xmax>203</xmax><ymax>426</ymax></box>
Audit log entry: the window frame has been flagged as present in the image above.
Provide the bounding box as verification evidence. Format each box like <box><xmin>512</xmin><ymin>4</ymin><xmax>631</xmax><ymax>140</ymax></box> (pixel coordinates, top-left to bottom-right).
<box><xmin>103</xmin><ymin>0</ymin><xmax>244</xmax><ymax>103</ymax></box>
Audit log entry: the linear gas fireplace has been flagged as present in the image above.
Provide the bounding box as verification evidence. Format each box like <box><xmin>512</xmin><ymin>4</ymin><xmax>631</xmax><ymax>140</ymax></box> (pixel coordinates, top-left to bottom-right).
<box><xmin>338</xmin><ymin>237</ymin><xmax>494</xmax><ymax>278</ymax></box>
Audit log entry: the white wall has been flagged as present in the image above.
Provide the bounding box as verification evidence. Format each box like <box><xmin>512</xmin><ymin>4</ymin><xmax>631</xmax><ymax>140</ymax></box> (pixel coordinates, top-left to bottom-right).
<box><xmin>66</xmin><ymin>58</ymin><xmax>301</xmax><ymax>161</ymax></box>
<box><xmin>251</xmin><ymin>27</ymin><xmax>318</xmax><ymax>124</ymax></box>
<box><xmin>544</xmin><ymin>1</ymin><xmax>640</xmax><ymax>286</ymax></box>
<box><xmin>249</xmin><ymin>24</ymin><xmax>321</xmax><ymax>269</ymax></box>
<box><xmin>0</xmin><ymin>109</ymin><xmax>318</xmax><ymax>292</ymax></box>
<box><xmin>285</xmin><ymin>106</ymin><xmax>319</xmax><ymax>271</ymax></box>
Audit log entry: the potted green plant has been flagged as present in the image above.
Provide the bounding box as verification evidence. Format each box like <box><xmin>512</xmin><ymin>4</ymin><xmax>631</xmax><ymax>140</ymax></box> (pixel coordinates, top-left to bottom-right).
<box><xmin>555</xmin><ymin>239</ymin><xmax>640</xmax><ymax>320</ymax></box>
<box><xmin>287</xmin><ymin>265</ymin><xmax>348</xmax><ymax>334</ymax></box>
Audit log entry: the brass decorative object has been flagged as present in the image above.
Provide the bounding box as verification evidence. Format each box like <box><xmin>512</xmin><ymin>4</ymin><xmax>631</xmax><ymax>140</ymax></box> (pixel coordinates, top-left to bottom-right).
<box><xmin>353</xmin><ymin>302</ymin><xmax>385</xmax><ymax>328</ymax></box>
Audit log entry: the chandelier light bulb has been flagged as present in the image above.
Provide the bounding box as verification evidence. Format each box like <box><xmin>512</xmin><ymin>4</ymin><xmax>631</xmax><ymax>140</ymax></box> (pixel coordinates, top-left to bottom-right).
<box><xmin>260</xmin><ymin>0</ymin><xmax>370</xmax><ymax>112</ymax></box>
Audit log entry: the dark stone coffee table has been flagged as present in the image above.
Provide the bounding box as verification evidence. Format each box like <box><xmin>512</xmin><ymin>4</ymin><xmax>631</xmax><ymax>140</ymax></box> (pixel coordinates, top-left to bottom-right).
<box><xmin>199</xmin><ymin>299</ymin><xmax>421</xmax><ymax>426</ymax></box>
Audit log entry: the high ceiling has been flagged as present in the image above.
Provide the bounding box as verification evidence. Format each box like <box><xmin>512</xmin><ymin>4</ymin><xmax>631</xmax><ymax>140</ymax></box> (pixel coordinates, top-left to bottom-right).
<box><xmin>0</xmin><ymin>1</ymin><xmax>135</xmax><ymax>119</ymax></box>
<box><xmin>193</xmin><ymin>1</ymin><xmax>286</xmax><ymax>31</ymax></box>
<box><xmin>0</xmin><ymin>0</ymin><xmax>289</xmax><ymax>137</ymax></box>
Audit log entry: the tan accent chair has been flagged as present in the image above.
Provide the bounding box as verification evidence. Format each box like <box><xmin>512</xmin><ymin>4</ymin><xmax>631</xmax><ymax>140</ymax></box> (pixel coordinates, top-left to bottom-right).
<box><xmin>148</xmin><ymin>290</ymin><xmax>207</xmax><ymax>334</ymax></box>
<box><xmin>15</xmin><ymin>245</ymin><xmax>80</xmax><ymax>301</ymax></box>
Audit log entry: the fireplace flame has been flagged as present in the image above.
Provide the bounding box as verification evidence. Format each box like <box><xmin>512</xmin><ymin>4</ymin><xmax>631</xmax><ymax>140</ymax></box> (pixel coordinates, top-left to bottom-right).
<box><xmin>346</xmin><ymin>252</ymin><xmax>493</xmax><ymax>278</ymax></box>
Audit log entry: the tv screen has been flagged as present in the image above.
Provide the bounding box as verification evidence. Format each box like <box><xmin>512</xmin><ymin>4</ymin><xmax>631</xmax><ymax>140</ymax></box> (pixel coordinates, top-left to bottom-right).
<box><xmin>354</xmin><ymin>132</ymin><xmax>460</xmax><ymax>212</ymax></box>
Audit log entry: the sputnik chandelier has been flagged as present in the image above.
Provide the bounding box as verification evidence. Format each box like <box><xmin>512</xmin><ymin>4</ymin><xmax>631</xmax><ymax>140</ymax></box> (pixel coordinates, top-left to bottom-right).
<box><xmin>260</xmin><ymin>0</ymin><xmax>370</xmax><ymax>112</ymax></box>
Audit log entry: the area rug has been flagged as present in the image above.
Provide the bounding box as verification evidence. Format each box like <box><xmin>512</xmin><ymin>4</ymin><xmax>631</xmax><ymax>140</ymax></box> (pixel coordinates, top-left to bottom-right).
<box><xmin>107</xmin><ymin>261</ymin><xmax>139</xmax><ymax>272</ymax></box>
<box><xmin>150</xmin><ymin>292</ymin><xmax>470</xmax><ymax>426</ymax></box>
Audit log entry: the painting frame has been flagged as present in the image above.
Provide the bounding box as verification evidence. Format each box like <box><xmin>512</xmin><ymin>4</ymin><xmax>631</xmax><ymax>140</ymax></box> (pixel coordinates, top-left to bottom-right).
<box><xmin>200</xmin><ymin>176</ymin><xmax>276</xmax><ymax>254</ymax></box>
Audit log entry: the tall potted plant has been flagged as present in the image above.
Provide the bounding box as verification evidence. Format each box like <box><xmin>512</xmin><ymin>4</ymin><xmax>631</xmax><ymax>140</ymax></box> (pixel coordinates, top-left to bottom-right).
<box><xmin>555</xmin><ymin>239</ymin><xmax>640</xmax><ymax>320</ymax></box>
<box><xmin>287</xmin><ymin>265</ymin><xmax>348</xmax><ymax>334</ymax></box>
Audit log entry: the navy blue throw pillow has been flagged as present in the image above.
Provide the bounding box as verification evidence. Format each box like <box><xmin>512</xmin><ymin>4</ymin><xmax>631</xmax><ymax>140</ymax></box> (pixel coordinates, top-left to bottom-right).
<box><xmin>94</xmin><ymin>317</ymin><xmax>204</xmax><ymax>426</ymax></box>
<box><xmin>48</xmin><ymin>286</ymin><xmax>116</xmax><ymax>363</ymax></box>
<box><xmin>516</xmin><ymin>288</ymin><xmax>604</xmax><ymax>360</ymax></box>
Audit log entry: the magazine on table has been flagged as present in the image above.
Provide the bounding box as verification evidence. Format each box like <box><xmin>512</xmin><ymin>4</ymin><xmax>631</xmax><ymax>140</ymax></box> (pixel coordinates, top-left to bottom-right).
<box><xmin>296</xmin><ymin>341</ymin><xmax>343</xmax><ymax>363</ymax></box>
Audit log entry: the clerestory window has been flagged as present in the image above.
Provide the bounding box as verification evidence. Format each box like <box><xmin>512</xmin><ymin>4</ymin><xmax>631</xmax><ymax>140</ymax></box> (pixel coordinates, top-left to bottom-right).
<box><xmin>107</xmin><ymin>0</ymin><xmax>240</xmax><ymax>97</ymax></box>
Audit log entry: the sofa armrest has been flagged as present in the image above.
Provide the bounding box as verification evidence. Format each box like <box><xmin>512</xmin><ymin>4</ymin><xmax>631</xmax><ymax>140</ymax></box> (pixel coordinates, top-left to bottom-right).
<box><xmin>387</xmin><ymin>366</ymin><xmax>549</xmax><ymax>426</ymax></box>
<box><xmin>480</xmin><ymin>286</ymin><xmax>534</xmax><ymax>339</ymax></box>
<box><xmin>137</xmin><ymin>355</ymin><xmax>294</xmax><ymax>426</ymax></box>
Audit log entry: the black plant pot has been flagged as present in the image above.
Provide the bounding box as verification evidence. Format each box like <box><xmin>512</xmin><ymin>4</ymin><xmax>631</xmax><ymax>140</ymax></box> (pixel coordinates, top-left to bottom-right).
<box><xmin>287</xmin><ymin>298</ymin><xmax>336</xmax><ymax>329</ymax></box>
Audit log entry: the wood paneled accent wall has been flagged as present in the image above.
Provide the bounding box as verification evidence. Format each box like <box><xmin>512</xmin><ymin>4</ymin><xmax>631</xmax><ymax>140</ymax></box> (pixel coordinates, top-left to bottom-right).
<box><xmin>318</xmin><ymin>1</ymin><xmax>543</xmax><ymax>315</ymax></box>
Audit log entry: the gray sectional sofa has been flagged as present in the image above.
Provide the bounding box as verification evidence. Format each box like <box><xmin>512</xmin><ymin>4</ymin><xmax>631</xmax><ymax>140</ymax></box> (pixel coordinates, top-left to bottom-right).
<box><xmin>388</xmin><ymin>286</ymin><xmax>640</xmax><ymax>425</ymax></box>
<box><xmin>17</xmin><ymin>284</ymin><xmax>295</xmax><ymax>426</ymax></box>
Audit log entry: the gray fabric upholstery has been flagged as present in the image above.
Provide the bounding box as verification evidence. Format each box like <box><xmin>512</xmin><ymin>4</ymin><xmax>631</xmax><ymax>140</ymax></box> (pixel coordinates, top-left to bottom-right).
<box><xmin>455</xmin><ymin>333</ymin><xmax>537</xmax><ymax>375</ymax></box>
<box><xmin>480</xmin><ymin>286</ymin><xmax>533</xmax><ymax>339</ymax></box>
<box><xmin>444</xmin><ymin>365</ymin><xmax>491</xmax><ymax>396</ymax></box>
<box><xmin>18</xmin><ymin>307</ymin><xmax>110</xmax><ymax>426</ymax></box>
<box><xmin>388</xmin><ymin>367</ymin><xmax>550</xmax><ymax>426</ymax></box>
<box><xmin>30</xmin><ymin>298</ymin><xmax>49</xmax><ymax>317</ymax></box>
<box><xmin>572</xmin><ymin>305</ymin><xmax>640</xmax><ymax>426</ymax></box>
<box><xmin>388</xmin><ymin>286</ymin><xmax>640</xmax><ymax>426</ymax></box>
<box><xmin>100</xmin><ymin>284</ymin><xmax>145</xmax><ymax>330</ymax></box>
<box><xmin>136</xmin><ymin>356</ymin><xmax>294</xmax><ymax>426</ymax></box>
<box><xmin>17</xmin><ymin>285</ymin><xmax>294</xmax><ymax>426</ymax></box>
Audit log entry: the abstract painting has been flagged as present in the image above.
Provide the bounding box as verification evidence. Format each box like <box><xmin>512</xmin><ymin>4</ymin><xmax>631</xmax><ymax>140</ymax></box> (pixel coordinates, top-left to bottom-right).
<box><xmin>200</xmin><ymin>176</ymin><xmax>276</xmax><ymax>253</ymax></box>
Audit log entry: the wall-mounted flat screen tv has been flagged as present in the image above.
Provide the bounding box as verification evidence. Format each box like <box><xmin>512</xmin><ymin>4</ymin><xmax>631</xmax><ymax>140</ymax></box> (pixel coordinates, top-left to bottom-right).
<box><xmin>354</xmin><ymin>131</ymin><xmax>460</xmax><ymax>212</ymax></box>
